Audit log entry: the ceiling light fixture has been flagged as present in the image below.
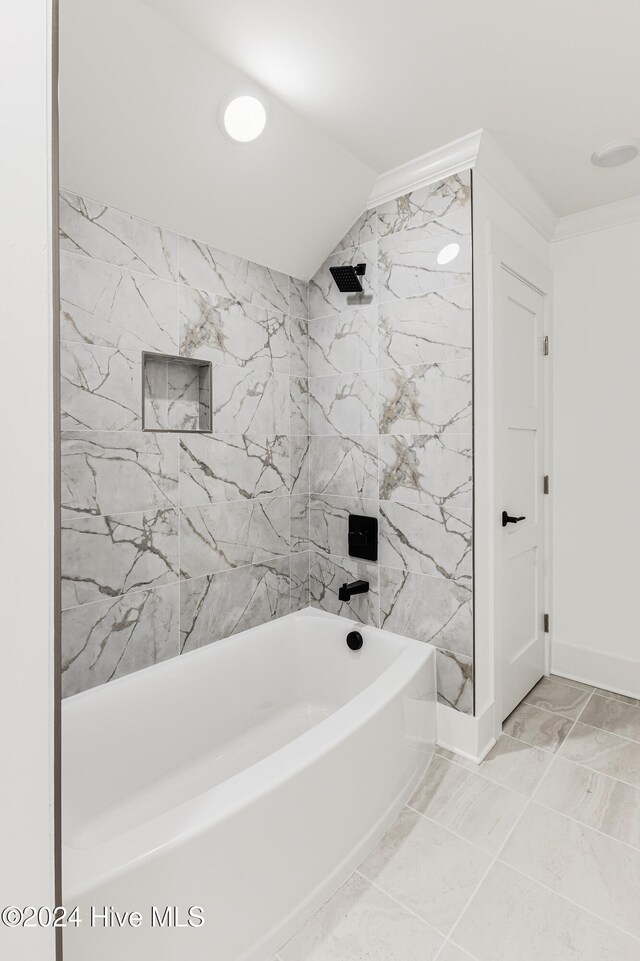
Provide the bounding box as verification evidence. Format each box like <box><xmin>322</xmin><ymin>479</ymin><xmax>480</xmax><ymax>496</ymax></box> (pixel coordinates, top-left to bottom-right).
<box><xmin>222</xmin><ymin>95</ymin><xmax>266</xmax><ymax>143</ymax></box>
<box><xmin>591</xmin><ymin>139</ymin><xmax>639</xmax><ymax>168</ymax></box>
<box><xmin>437</xmin><ymin>242</ymin><xmax>460</xmax><ymax>265</ymax></box>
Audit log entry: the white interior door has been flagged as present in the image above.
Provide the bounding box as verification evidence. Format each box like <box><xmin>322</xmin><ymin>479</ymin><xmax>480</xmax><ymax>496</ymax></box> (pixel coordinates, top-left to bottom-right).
<box><xmin>496</xmin><ymin>263</ymin><xmax>547</xmax><ymax>721</ymax></box>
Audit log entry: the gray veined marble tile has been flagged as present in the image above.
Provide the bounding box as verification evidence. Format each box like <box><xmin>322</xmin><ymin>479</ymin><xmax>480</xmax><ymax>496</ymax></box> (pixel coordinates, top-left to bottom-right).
<box><xmin>308</xmin><ymin>241</ymin><xmax>378</xmax><ymax>320</ymax></box>
<box><xmin>379</xmin><ymin>362</ymin><xmax>472</xmax><ymax>435</ymax></box>
<box><xmin>558</xmin><ymin>721</ymin><xmax>640</xmax><ymax>788</ymax></box>
<box><xmin>359</xmin><ymin>807</ymin><xmax>491</xmax><ymax>936</ymax></box>
<box><xmin>309</xmin><ymin>494</ymin><xmax>378</xmax><ymax>558</ymax></box>
<box><xmin>290</xmin><ymin>377</ymin><xmax>310</xmax><ymax>435</ymax></box>
<box><xmin>580</xmin><ymin>693</ymin><xmax>640</xmax><ymax>743</ymax></box>
<box><xmin>143</xmin><ymin>355</ymin><xmax>205</xmax><ymax>431</ymax></box>
<box><xmin>524</xmin><ymin>676</ymin><xmax>592</xmax><ymax>720</ymax></box>
<box><xmin>180</xmin><ymin>557</ymin><xmax>290</xmax><ymax>652</ymax></box>
<box><xmin>378</xmin><ymin>285</ymin><xmax>472</xmax><ymax>368</ymax></box>
<box><xmin>379</xmin><ymin>434</ymin><xmax>472</xmax><ymax>508</ymax></box>
<box><xmin>59</xmin><ymin>251</ymin><xmax>179</xmax><ymax>352</ymax></box>
<box><xmin>62</xmin><ymin>583</ymin><xmax>179</xmax><ymax>697</ymax></box>
<box><xmin>61</xmin><ymin>508</ymin><xmax>178</xmax><ymax>609</ymax></box>
<box><xmin>308</xmin><ymin>306</ymin><xmax>378</xmax><ymax>377</ymax></box>
<box><xmin>409</xmin><ymin>754</ymin><xmax>527</xmax><ymax>854</ymax></box>
<box><xmin>179</xmin><ymin>433</ymin><xmax>289</xmax><ymax>506</ymax></box>
<box><xmin>61</xmin><ymin>431</ymin><xmax>179</xmax><ymax>517</ymax></box>
<box><xmin>376</xmin><ymin>172</ymin><xmax>471</xmax><ymax>239</ymax></box>
<box><xmin>309</xmin><ymin>372</ymin><xmax>378</xmax><ymax>436</ymax></box>
<box><xmin>290</xmin><ymin>435</ymin><xmax>310</xmax><ymax>495</ymax></box>
<box><xmin>536</xmin><ymin>756</ymin><xmax>640</xmax><ymax>849</ymax></box>
<box><xmin>178</xmin><ymin>235</ymin><xmax>289</xmax><ymax>313</ymax></box>
<box><xmin>60</xmin><ymin>342</ymin><xmax>141</xmax><ymax>430</ymax></box>
<box><xmin>179</xmin><ymin>496</ymin><xmax>290</xmax><ymax>579</ymax></box>
<box><xmin>445</xmin><ymin>734</ymin><xmax>553</xmax><ymax>797</ymax></box>
<box><xmin>289</xmin><ymin>315</ymin><xmax>309</xmax><ymax>378</ymax></box>
<box><xmin>331</xmin><ymin>208</ymin><xmax>377</xmax><ymax>254</ymax></box>
<box><xmin>289</xmin><ymin>276</ymin><xmax>309</xmax><ymax>320</ymax></box>
<box><xmin>311</xmin><ymin>437</ymin><xmax>378</xmax><ymax>502</ymax></box>
<box><xmin>502</xmin><ymin>701</ymin><xmax>574</xmax><ymax>754</ymax></box>
<box><xmin>279</xmin><ymin>871</ymin><xmax>443</xmax><ymax>961</ymax></box>
<box><xmin>436</xmin><ymin>651</ymin><xmax>473</xmax><ymax>715</ymax></box>
<box><xmin>378</xmin><ymin>232</ymin><xmax>471</xmax><ymax>304</ymax></box>
<box><xmin>179</xmin><ymin>287</ymin><xmax>289</xmax><ymax>373</ymax></box>
<box><xmin>379</xmin><ymin>501</ymin><xmax>471</xmax><ymax>580</ymax></box>
<box><xmin>59</xmin><ymin>190</ymin><xmax>178</xmax><ymax>281</ymax></box>
<box><xmin>309</xmin><ymin>553</ymin><xmax>379</xmax><ymax>627</ymax></box>
<box><xmin>290</xmin><ymin>494</ymin><xmax>310</xmax><ymax>552</ymax></box>
<box><xmin>500</xmin><ymin>802</ymin><xmax>640</xmax><ymax>938</ymax></box>
<box><xmin>213</xmin><ymin>367</ymin><xmax>289</xmax><ymax>434</ymax></box>
<box><xmin>451</xmin><ymin>860</ymin><xmax>640</xmax><ymax>961</ymax></box>
<box><xmin>381</xmin><ymin>568</ymin><xmax>472</xmax><ymax>658</ymax></box>
<box><xmin>290</xmin><ymin>551</ymin><xmax>310</xmax><ymax>613</ymax></box>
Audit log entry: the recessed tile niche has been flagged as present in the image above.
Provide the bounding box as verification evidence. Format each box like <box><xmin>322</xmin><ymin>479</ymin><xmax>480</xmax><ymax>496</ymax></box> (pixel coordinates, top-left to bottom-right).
<box><xmin>142</xmin><ymin>352</ymin><xmax>212</xmax><ymax>432</ymax></box>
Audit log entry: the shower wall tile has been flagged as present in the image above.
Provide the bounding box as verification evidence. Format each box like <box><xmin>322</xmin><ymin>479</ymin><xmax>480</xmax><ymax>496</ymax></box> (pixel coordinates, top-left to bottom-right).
<box><xmin>309</xmin><ymin>552</ymin><xmax>379</xmax><ymax>627</ymax></box>
<box><xmin>61</xmin><ymin>508</ymin><xmax>179</xmax><ymax>609</ymax></box>
<box><xmin>143</xmin><ymin>355</ymin><xmax>204</xmax><ymax>431</ymax></box>
<box><xmin>310</xmin><ymin>435</ymin><xmax>378</xmax><ymax>499</ymax></box>
<box><xmin>379</xmin><ymin>501</ymin><xmax>472</xmax><ymax>581</ymax></box>
<box><xmin>290</xmin><ymin>315</ymin><xmax>309</xmax><ymax>378</ymax></box>
<box><xmin>436</xmin><ymin>650</ymin><xmax>474</xmax><ymax>715</ymax></box>
<box><xmin>379</xmin><ymin>433</ymin><xmax>472</xmax><ymax>508</ymax></box>
<box><xmin>59</xmin><ymin>251</ymin><xmax>179</xmax><ymax>352</ymax></box>
<box><xmin>290</xmin><ymin>493</ymin><xmax>310</xmax><ymax>552</ymax></box>
<box><xmin>376</xmin><ymin>172</ymin><xmax>471</xmax><ymax>239</ymax></box>
<box><xmin>59</xmin><ymin>190</ymin><xmax>178</xmax><ymax>281</ymax></box>
<box><xmin>61</xmin><ymin>583</ymin><xmax>179</xmax><ymax>697</ymax></box>
<box><xmin>179</xmin><ymin>496</ymin><xmax>290</xmax><ymax>579</ymax></box>
<box><xmin>380</xmin><ymin>567</ymin><xmax>473</xmax><ymax>657</ymax></box>
<box><xmin>61</xmin><ymin>342</ymin><xmax>141</xmax><ymax>431</ymax></box>
<box><xmin>213</xmin><ymin>367</ymin><xmax>289</xmax><ymax>433</ymax></box>
<box><xmin>308</xmin><ymin>306</ymin><xmax>378</xmax><ymax>376</ymax></box>
<box><xmin>61</xmin><ymin>430</ymin><xmax>179</xmax><ymax>517</ymax></box>
<box><xmin>290</xmin><ymin>376</ymin><xmax>310</xmax><ymax>434</ymax></box>
<box><xmin>179</xmin><ymin>287</ymin><xmax>289</xmax><ymax>373</ymax></box>
<box><xmin>290</xmin><ymin>551</ymin><xmax>310</xmax><ymax>613</ymax></box>
<box><xmin>378</xmin><ymin>362</ymin><xmax>472</xmax><ymax>434</ymax></box>
<box><xmin>309</xmin><ymin>494</ymin><xmax>379</xmax><ymax>558</ymax></box>
<box><xmin>179</xmin><ymin>433</ymin><xmax>289</xmax><ymax>506</ymax></box>
<box><xmin>180</xmin><ymin>557</ymin><xmax>291</xmax><ymax>652</ymax></box>
<box><xmin>309</xmin><ymin>372</ymin><xmax>378</xmax><ymax>436</ymax></box>
<box><xmin>290</xmin><ymin>434</ymin><xmax>310</xmax><ymax>495</ymax></box>
<box><xmin>378</xmin><ymin>285</ymin><xmax>472</xmax><ymax>367</ymax></box>
<box><xmin>289</xmin><ymin>276</ymin><xmax>309</xmax><ymax>320</ymax></box>
<box><xmin>331</xmin><ymin>208</ymin><xmax>377</xmax><ymax>253</ymax></box>
<box><xmin>178</xmin><ymin>235</ymin><xmax>289</xmax><ymax>314</ymax></box>
<box><xmin>378</xmin><ymin>233</ymin><xmax>471</xmax><ymax>303</ymax></box>
<box><xmin>308</xmin><ymin>241</ymin><xmax>377</xmax><ymax>320</ymax></box>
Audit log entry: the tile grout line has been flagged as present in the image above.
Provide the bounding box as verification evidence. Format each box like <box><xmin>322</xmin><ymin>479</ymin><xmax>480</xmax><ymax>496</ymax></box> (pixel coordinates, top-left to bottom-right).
<box><xmin>354</xmin><ymin>869</ymin><xmax>445</xmax><ymax>935</ymax></box>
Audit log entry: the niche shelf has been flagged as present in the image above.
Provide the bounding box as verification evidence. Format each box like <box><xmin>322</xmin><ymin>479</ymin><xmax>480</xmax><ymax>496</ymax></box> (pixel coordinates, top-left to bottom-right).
<box><xmin>141</xmin><ymin>352</ymin><xmax>212</xmax><ymax>433</ymax></box>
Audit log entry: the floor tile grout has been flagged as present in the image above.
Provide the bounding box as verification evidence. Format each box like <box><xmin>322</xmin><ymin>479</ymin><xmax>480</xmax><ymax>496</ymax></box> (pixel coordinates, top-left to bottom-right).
<box><xmin>354</xmin><ymin>868</ymin><xmax>444</xmax><ymax>933</ymax></box>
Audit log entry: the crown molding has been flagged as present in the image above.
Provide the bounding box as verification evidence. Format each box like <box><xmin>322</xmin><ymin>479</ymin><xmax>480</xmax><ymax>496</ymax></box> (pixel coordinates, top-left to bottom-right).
<box><xmin>366</xmin><ymin>130</ymin><xmax>482</xmax><ymax>208</ymax></box>
<box><xmin>553</xmin><ymin>193</ymin><xmax>640</xmax><ymax>242</ymax></box>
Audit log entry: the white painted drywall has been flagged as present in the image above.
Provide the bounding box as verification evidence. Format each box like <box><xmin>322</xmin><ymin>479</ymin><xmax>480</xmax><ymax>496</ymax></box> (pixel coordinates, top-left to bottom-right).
<box><xmin>551</xmin><ymin>215</ymin><xmax>640</xmax><ymax>695</ymax></box>
<box><xmin>58</xmin><ymin>0</ymin><xmax>376</xmax><ymax>280</ymax></box>
<box><xmin>0</xmin><ymin>0</ymin><xmax>56</xmax><ymax>956</ymax></box>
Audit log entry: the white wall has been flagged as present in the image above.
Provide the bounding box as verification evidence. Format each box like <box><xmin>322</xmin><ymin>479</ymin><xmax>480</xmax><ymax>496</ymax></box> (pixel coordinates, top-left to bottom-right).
<box><xmin>552</xmin><ymin>215</ymin><xmax>640</xmax><ymax>696</ymax></box>
<box><xmin>0</xmin><ymin>0</ymin><xmax>57</xmax><ymax>956</ymax></box>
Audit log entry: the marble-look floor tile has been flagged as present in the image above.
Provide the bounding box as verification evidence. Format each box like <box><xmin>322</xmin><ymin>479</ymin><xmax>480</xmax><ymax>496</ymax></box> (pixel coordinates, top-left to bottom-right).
<box><xmin>379</xmin><ymin>501</ymin><xmax>471</xmax><ymax>580</ymax></box>
<box><xmin>62</xmin><ymin>583</ymin><xmax>179</xmax><ymax>697</ymax></box>
<box><xmin>213</xmin><ymin>367</ymin><xmax>289</xmax><ymax>434</ymax></box>
<box><xmin>179</xmin><ymin>287</ymin><xmax>289</xmax><ymax>373</ymax></box>
<box><xmin>379</xmin><ymin>434</ymin><xmax>472</xmax><ymax>508</ymax></box>
<box><xmin>379</xmin><ymin>362</ymin><xmax>472</xmax><ymax>435</ymax></box>
<box><xmin>308</xmin><ymin>307</ymin><xmax>377</xmax><ymax>377</ymax></box>
<box><xmin>289</xmin><ymin>277</ymin><xmax>309</xmax><ymax>321</ymax></box>
<box><xmin>409</xmin><ymin>754</ymin><xmax>526</xmax><ymax>854</ymax></box>
<box><xmin>310</xmin><ymin>435</ymin><xmax>378</xmax><ymax>499</ymax></box>
<box><xmin>378</xmin><ymin>285</ymin><xmax>472</xmax><ymax>368</ymax></box>
<box><xmin>376</xmin><ymin>173</ymin><xmax>471</xmax><ymax>239</ymax></box>
<box><xmin>580</xmin><ymin>694</ymin><xmax>640</xmax><ymax>743</ymax></box>
<box><xmin>308</xmin><ymin>241</ymin><xmax>377</xmax><ymax>320</ymax></box>
<box><xmin>290</xmin><ymin>551</ymin><xmax>310</xmax><ymax>613</ymax></box>
<box><xmin>180</xmin><ymin>557</ymin><xmax>290</xmax><ymax>652</ymax></box>
<box><xmin>594</xmin><ymin>688</ymin><xmax>640</xmax><ymax>707</ymax></box>
<box><xmin>60</xmin><ymin>191</ymin><xmax>178</xmax><ymax>281</ymax></box>
<box><xmin>179</xmin><ymin>433</ymin><xmax>289</xmax><ymax>506</ymax></box>
<box><xmin>502</xmin><ymin>701</ymin><xmax>574</xmax><ymax>754</ymax></box>
<box><xmin>550</xmin><ymin>674</ymin><xmax>595</xmax><ymax>693</ymax></box>
<box><xmin>61</xmin><ymin>342</ymin><xmax>140</xmax><ymax>430</ymax></box>
<box><xmin>309</xmin><ymin>494</ymin><xmax>378</xmax><ymax>558</ymax></box>
<box><xmin>359</xmin><ymin>807</ymin><xmax>491</xmax><ymax>936</ymax></box>
<box><xmin>309</xmin><ymin>552</ymin><xmax>379</xmax><ymax>627</ymax></box>
<box><xmin>290</xmin><ymin>435</ymin><xmax>310</xmax><ymax>495</ymax></box>
<box><xmin>437</xmin><ymin>944</ymin><xmax>477</xmax><ymax>961</ymax></box>
<box><xmin>290</xmin><ymin>315</ymin><xmax>309</xmax><ymax>378</ymax></box>
<box><xmin>291</xmin><ymin>494</ymin><xmax>310</xmax><ymax>552</ymax></box>
<box><xmin>309</xmin><ymin>372</ymin><xmax>378</xmax><ymax>436</ymax></box>
<box><xmin>290</xmin><ymin>377</ymin><xmax>309</xmax><ymax>435</ymax></box>
<box><xmin>524</xmin><ymin>676</ymin><xmax>592</xmax><ymax>719</ymax></box>
<box><xmin>61</xmin><ymin>508</ymin><xmax>178</xmax><ymax>609</ymax></box>
<box><xmin>501</xmin><ymin>802</ymin><xmax>640</xmax><ymax>938</ymax></box>
<box><xmin>59</xmin><ymin>251</ymin><xmax>179</xmax><ymax>352</ymax></box>
<box><xmin>443</xmin><ymin>734</ymin><xmax>552</xmax><ymax>797</ymax></box>
<box><xmin>279</xmin><ymin>872</ymin><xmax>443</xmax><ymax>961</ymax></box>
<box><xmin>180</xmin><ymin>496</ymin><xmax>290</xmax><ymax>579</ymax></box>
<box><xmin>558</xmin><ymin>721</ymin><xmax>640</xmax><ymax>789</ymax></box>
<box><xmin>178</xmin><ymin>235</ymin><xmax>289</xmax><ymax>314</ymax></box>
<box><xmin>452</xmin><ymin>860</ymin><xmax>640</xmax><ymax>961</ymax></box>
<box><xmin>331</xmin><ymin>208</ymin><xmax>377</xmax><ymax>254</ymax></box>
<box><xmin>536</xmin><ymin>756</ymin><xmax>640</xmax><ymax>849</ymax></box>
<box><xmin>61</xmin><ymin>431</ymin><xmax>178</xmax><ymax>517</ymax></box>
<box><xmin>378</xmin><ymin>233</ymin><xmax>471</xmax><ymax>304</ymax></box>
<box><xmin>381</xmin><ymin>568</ymin><xmax>472</xmax><ymax>658</ymax></box>
<box><xmin>436</xmin><ymin>651</ymin><xmax>473</xmax><ymax>715</ymax></box>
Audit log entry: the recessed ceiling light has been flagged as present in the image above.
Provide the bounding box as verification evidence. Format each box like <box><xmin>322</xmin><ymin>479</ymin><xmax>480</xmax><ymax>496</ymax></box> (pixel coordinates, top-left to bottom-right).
<box><xmin>437</xmin><ymin>242</ymin><xmax>460</xmax><ymax>265</ymax></box>
<box><xmin>591</xmin><ymin>139</ymin><xmax>639</xmax><ymax>168</ymax></box>
<box><xmin>222</xmin><ymin>95</ymin><xmax>266</xmax><ymax>143</ymax></box>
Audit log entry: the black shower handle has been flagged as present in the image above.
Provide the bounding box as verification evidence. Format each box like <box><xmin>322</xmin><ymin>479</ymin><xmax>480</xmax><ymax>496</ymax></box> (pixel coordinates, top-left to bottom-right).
<box><xmin>502</xmin><ymin>511</ymin><xmax>526</xmax><ymax>527</ymax></box>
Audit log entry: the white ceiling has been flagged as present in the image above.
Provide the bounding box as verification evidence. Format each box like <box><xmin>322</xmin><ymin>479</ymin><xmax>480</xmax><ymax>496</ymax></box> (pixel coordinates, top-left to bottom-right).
<box><xmin>141</xmin><ymin>0</ymin><xmax>640</xmax><ymax>217</ymax></box>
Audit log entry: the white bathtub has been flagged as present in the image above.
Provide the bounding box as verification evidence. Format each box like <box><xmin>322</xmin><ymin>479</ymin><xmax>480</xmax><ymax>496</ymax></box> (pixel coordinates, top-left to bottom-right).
<box><xmin>62</xmin><ymin>607</ymin><xmax>436</xmax><ymax>961</ymax></box>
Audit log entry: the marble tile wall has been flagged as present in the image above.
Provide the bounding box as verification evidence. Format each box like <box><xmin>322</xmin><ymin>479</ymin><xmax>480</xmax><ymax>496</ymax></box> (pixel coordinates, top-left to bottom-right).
<box><xmin>306</xmin><ymin>171</ymin><xmax>474</xmax><ymax>713</ymax></box>
<box><xmin>59</xmin><ymin>189</ymin><xmax>310</xmax><ymax>697</ymax></box>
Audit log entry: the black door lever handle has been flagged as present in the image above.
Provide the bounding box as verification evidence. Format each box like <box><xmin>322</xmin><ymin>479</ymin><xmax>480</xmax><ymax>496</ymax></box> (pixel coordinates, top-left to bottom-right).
<box><xmin>502</xmin><ymin>511</ymin><xmax>526</xmax><ymax>527</ymax></box>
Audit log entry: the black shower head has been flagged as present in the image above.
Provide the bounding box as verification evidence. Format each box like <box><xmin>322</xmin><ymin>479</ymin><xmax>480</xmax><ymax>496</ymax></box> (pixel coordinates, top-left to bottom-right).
<box><xmin>329</xmin><ymin>263</ymin><xmax>366</xmax><ymax>293</ymax></box>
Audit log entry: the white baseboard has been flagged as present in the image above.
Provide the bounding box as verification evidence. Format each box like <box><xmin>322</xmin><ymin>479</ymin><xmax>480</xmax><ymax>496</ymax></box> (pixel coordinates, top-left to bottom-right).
<box><xmin>436</xmin><ymin>701</ymin><xmax>496</xmax><ymax>764</ymax></box>
<box><xmin>552</xmin><ymin>641</ymin><xmax>640</xmax><ymax>701</ymax></box>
